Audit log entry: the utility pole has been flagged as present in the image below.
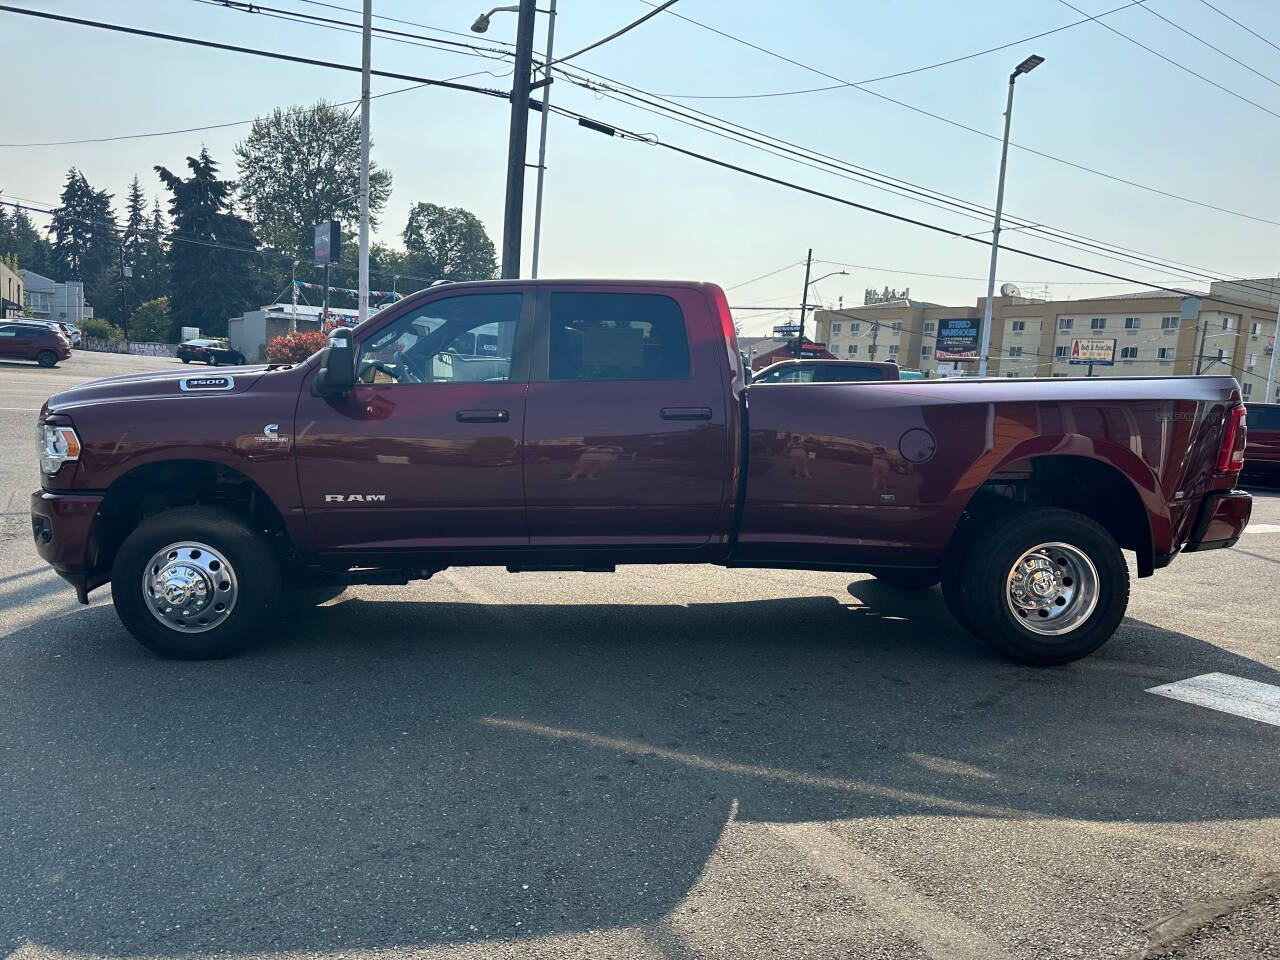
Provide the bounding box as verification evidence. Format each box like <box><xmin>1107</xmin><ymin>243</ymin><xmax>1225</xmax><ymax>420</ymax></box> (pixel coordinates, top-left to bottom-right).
<box><xmin>323</xmin><ymin>262</ymin><xmax>331</xmax><ymax>323</ymax></box>
<box><xmin>290</xmin><ymin>260</ymin><xmax>298</xmax><ymax>333</ymax></box>
<box><xmin>501</xmin><ymin>0</ymin><xmax>537</xmax><ymax>279</ymax></box>
<box><xmin>1266</xmin><ymin>299</ymin><xmax>1280</xmax><ymax>402</ymax></box>
<box><xmin>358</xmin><ymin>0</ymin><xmax>372</xmax><ymax>323</ymax></box>
<box><xmin>795</xmin><ymin>247</ymin><xmax>812</xmax><ymax>358</ymax></box>
<box><xmin>118</xmin><ymin>242</ymin><xmax>131</xmax><ymax>338</ymax></box>
<box><xmin>530</xmin><ymin>0</ymin><xmax>557</xmax><ymax>278</ymax></box>
<box><xmin>1196</xmin><ymin>315</ymin><xmax>1209</xmax><ymax>374</ymax></box>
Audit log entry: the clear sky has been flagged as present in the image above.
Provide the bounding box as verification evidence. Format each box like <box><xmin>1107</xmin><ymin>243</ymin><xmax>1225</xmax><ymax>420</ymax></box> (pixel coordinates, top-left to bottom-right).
<box><xmin>4</xmin><ymin>0</ymin><xmax>1280</xmax><ymax>335</ymax></box>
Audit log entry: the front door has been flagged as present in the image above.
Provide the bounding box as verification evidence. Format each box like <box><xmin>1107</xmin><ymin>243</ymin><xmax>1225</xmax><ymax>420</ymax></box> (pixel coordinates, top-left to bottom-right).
<box><xmin>294</xmin><ymin>290</ymin><xmax>533</xmax><ymax>556</ymax></box>
<box><xmin>522</xmin><ymin>287</ymin><xmax>731</xmax><ymax>547</ymax></box>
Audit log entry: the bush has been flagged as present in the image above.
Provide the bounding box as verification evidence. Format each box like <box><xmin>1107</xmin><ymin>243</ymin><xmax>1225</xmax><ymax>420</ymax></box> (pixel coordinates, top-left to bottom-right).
<box><xmin>80</xmin><ymin>317</ymin><xmax>125</xmax><ymax>341</ymax></box>
<box><xmin>265</xmin><ymin>328</ymin><xmax>328</xmax><ymax>364</ymax></box>
<box><xmin>128</xmin><ymin>297</ymin><xmax>172</xmax><ymax>343</ymax></box>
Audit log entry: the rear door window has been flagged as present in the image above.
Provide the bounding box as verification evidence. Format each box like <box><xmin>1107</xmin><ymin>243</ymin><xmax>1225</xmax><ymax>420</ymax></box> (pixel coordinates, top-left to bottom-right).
<box><xmin>548</xmin><ymin>292</ymin><xmax>690</xmax><ymax>381</ymax></box>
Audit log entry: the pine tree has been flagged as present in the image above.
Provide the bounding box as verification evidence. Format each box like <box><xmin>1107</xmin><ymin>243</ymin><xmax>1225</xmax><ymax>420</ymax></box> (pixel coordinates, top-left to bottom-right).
<box><xmin>122</xmin><ymin>176</ymin><xmax>146</xmax><ymax>269</ymax></box>
<box><xmin>137</xmin><ymin>198</ymin><xmax>170</xmax><ymax>304</ymax></box>
<box><xmin>156</xmin><ymin>149</ymin><xmax>265</xmax><ymax>337</ymax></box>
<box><xmin>48</xmin><ymin>168</ymin><xmax>118</xmax><ymax>283</ymax></box>
<box><xmin>8</xmin><ymin>206</ymin><xmax>55</xmax><ymax>276</ymax></box>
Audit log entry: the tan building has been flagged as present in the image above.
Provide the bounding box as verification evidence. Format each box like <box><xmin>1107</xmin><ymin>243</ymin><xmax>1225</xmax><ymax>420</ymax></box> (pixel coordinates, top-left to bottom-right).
<box><xmin>0</xmin><ymin>260</ymin><xmax>23</xmax><ymax>319</ymax></box>
<box><xmin>812</xmin><ymin>277</ymin><xmax>1279</xmax><ymax>402</ymax></box>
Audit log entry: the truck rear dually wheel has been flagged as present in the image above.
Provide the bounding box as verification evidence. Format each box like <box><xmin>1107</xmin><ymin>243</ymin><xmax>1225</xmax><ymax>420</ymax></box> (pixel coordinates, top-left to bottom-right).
<box><xmin>110</xmin><ymin>506</ymin><xmax>280</xmax><ymax>659</ymax></box>
<box><xmin>957</xmin><ymin>507</ymin><xmax>1128</xmax><ymax>665</ymax></box>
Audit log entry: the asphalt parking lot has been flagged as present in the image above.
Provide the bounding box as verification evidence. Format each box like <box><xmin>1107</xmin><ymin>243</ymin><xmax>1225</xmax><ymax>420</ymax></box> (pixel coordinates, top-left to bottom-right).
<box><xmin>1</xmin><ymin>352</ymin><xmax>1277</xmax><ymax>960</ymax></box>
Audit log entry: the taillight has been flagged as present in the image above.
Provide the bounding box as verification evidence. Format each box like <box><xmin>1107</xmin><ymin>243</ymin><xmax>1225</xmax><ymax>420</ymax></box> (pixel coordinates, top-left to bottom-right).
<box><xmin>707</xmin><ymin>284</ymin><xmax>742</xmax><ymax>383</ymax></box>
<box><xmin>1217</xmin><ymin>404</ymin><xmax>1247</xmax><ymax>474</ymax></box>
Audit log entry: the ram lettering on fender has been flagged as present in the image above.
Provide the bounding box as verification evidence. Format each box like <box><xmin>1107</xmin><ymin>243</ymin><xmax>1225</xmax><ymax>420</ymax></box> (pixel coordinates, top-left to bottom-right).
<box><xmin>324</xmin><ymin>494</ymin><xmax>387</xmax><ymax>503</ymax></box>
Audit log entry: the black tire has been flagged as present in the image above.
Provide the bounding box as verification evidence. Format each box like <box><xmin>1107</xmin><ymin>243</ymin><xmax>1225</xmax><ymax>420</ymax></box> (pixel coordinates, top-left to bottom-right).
<box><xmin>110</xmin><ymin>506</ymin><xmax>281</xmax><ymax>659</ymax></box>
<box><xmin>180</xmin><ymin>357</ymin><xmax>190</xmax><ymax>364</ymax></box>
<box><xmin>37</xmin><ymin>350</ymin><xmax>57</xmax><ymax>368</ymax></box>
<box><xmin>958</xmin><ymin>507</ymin><xmax>1128</xmax><ymax>666</ymax></box>
<box><xmin>871</xmin><ymin>569</ymin><xmax>940</xmax><ymax>590</ymax></box>
<box><xmin>208</xmin><ymin>355</ymin><xmax>219</xmax><ymax>366</ymax></box>
<box><xmin>232</xmin><ymin>354</ymin><xmax>245</xmax><ymax>366</ymax></box>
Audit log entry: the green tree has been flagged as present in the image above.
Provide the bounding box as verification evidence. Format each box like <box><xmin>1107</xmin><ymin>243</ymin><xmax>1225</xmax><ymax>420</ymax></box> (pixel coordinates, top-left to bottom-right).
<box><xmin>128</xmin><ymin>296</ymin><xmax>171</xmax><ymax>342</ymax></box>
<box><xmin>156</xmin><ymin>150</ymin><xmax>265</xmax><ymax>337</ymax></box>
<box><xmin>234</xmin><ymin>101</ymin><xmax>392</xmax><ymax>258</ymax></box>
<box><xmin>48</xmin><ymin>168</ymin><xmax>118</xmax><ymax>283</ymax></box>
<box><xmin>3</xmin><ymin>205</ymin><xmax>55</xmax><ymax>276</ymax></box>
<box><xmin>401</xmin><ymin>202</ymin><xmax>497</xmax><ymax>283</ymax></box>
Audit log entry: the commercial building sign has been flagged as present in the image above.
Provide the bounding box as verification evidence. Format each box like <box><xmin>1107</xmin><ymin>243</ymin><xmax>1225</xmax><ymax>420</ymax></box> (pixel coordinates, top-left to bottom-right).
<box><xmin>935</xmin><ymin>317</ymin><xmax>980</xmax><ymax>361</ymax></box>
<box><xmin>314</xmin><ymin>221</ymin><xmax>341</xmax><ymax>266</ymax></box>
<box><xmin>772</xmin><ymin>324</ymin><xmax>801</xmax><ymax>336</ymax></box>
<box><xmin>1069</xmin><ymin>338</ymin><xmax>1116</xmax><ymax>365</ymax></box>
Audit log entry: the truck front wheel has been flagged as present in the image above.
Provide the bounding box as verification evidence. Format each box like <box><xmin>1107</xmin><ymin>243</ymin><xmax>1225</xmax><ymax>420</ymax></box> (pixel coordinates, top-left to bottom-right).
<box><xmin>957</xmin><ymin>508</ymin><xmax>1129</xmax><ymax>665</ymax></box>
<box><xmin>110</xmin><ymin>506</ymin><xmax>281</xmax><ymax>659</ymax></box>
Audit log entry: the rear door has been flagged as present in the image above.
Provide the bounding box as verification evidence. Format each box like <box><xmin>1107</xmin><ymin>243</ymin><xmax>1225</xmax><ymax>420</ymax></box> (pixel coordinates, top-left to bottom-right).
<box><xmin>0</xmin><ymin>325</ymin><xmax>36</xmax><ymax>359</ymax></box>
<box><xmin>522</xmin><ymin>286</ymin><xmax>732</xmax><ymax>547</ymax></box>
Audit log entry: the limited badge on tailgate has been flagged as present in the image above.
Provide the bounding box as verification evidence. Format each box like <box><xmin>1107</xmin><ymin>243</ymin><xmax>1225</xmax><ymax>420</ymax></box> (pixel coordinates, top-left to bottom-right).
<box><xmin>180</xmin><ymin>375</ymin><xmax>234</xmax><ymax>392</ymax></box>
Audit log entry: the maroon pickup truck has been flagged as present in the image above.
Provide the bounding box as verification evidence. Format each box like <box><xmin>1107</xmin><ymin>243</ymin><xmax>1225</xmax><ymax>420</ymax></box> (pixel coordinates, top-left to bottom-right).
<box><xmin>32</xmin><ymin>279</ymin><xmax>1250</xmax><ymax>665</ymax></box>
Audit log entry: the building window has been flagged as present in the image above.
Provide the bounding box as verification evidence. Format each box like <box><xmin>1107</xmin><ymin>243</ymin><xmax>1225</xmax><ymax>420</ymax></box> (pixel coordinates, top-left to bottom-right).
<box><xmin>1247</xmin><ymin>353</ymin><xmax>1257</xmax><ymax>370</ymax></box>
<box><xmin>1052</xmin><ymin>372</ymin><xmax>1067</xmax><ymax>377</ymax></box>
<box><xmin>1157</xmin><ymin>347</ymin><xmax>1174</xmax><ymax>360</ymax></box>
<box><xmin>1005</xmin><ymin>371</ymin><xmax>1018</xmax><ymax>378</ymax></box>
<box><xmin>1058</xmin><ymin>318</ymin><xmax>1074</xmax><ymax>330</ymax></box>
<box><xmin>831</xmin><ymin>322</ymin><xmax>841</xmax><ymax>333</ymax></box>
<box><xmin>1243</xmin><ymin>382</ymin><xmax>1253</xmax><ymax>398</ymax></box>
<box><xmin>923</xmin><ymin>321</ymin><xmax>935</xmax><ymax>333</ymax></box>
<box><xmin>1124</xmin><ymin>317</ymin><xmax>1140</xmax><ymax>329</ymax></box>
<box><xmin>1011</xmin><ymin>320</ymin><xmax>1026</xmax><ymax>332</ymax></box>
<box><xmin>1251</xmin><ymin>321</ymin><xmax>1261</xmax><ymax>337</ymax></box>
<box><xmin>847</xmin><ymin>344</ymin><xmax>857</xmax><ymax>355</ymax></box>
<box><xmin>921</xmin><ymin>345</ymin><xmax>930</xmax><ymax>356</ymax></box>
<box><xmin>1090</xmin><ymin>317</ymin><xmax>1107</xmax><ymax>330</ymax></box>
<box><xmin>1223</xmin><ymin>315</ymin><xmax>1237</xmax><ymax>330</ymax></box>
<box><xmin>1055</xmin><ymin>345</ymin><xmax>1069</xmax><ymax>358</ymax></box>
<box><xmin>1161</xmin><ymin>316</ymin><xmax>1179</xmax><ymax>330</ymax></box>
<box><xmin>888</xmin><ymin>344</ymin><xmax>899</xmax><ymax>357</ymax></box>
<box><xmin>1007</xmin><ymin>346</ymin><xmax>1023</xmax><ymax>357</ymax></box>
<box><xmin>891</xmin><ymin>321</ymin><xmax>902</xmax><ymax>332</ymax></box>
<box><xmin>849</xmin><ymin>323</ymin><xmax>860</xmax><ymax>334</ymax></box>
<box><xmin>1120</xmin><ymin>346</ymin><xmax>1138</xmax><ymax>359</ymax></box>
<box><xmin>1217</xmin><ymin>348</ymin><xmax>1225</xmax><ymax>361</ymax></box>
<box><xmin>867</xmin><ymin>346</ymin><xmax>877</xmax><ymax>358</ymax></box>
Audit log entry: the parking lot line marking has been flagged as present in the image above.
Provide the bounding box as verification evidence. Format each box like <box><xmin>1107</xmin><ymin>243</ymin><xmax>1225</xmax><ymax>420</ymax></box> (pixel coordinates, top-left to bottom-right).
<box><xmin>1242</xmin><ymin>523</ymin><xmax>1280</xmax><ymax>534</ymax></box>
<box><xmin>1146</xmin><ymin>673</ymin><xmax>1280</xmax><ymax>728</ymax></box>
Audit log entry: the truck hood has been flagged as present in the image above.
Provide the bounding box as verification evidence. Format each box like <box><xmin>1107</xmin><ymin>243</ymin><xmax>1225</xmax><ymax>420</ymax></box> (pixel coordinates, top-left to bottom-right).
<box><xmin>44</xmin><ymin>365</ymin><xmax>282</xmax><ymax>416</ymax></box>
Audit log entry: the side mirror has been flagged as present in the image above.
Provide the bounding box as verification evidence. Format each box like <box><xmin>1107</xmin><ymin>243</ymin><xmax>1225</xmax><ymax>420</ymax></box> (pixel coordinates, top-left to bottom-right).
<box><xmin>313</xmin><ymin>328</ymin><xmax>356</xmax><ymax>396</ymax></box>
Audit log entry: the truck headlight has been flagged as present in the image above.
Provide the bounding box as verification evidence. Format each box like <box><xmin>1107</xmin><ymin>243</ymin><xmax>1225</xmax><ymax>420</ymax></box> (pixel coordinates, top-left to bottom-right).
<box><xmin>39</xmin><ymin>423</ymin><xmax>81</xmax><ymax>475</ymax></box>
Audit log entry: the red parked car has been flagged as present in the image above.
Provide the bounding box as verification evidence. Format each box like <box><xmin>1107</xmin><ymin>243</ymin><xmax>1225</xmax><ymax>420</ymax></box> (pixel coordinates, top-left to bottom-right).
<box><xmin>1242</xmin><ymin>403</ymin><xmax>1280</xmax><ymax>486</ymax></box>
<box><xmin>31</xmin><ymin>279</ymin><xmax>1249</xmax><ymax>664</ymax></box>
<box><xmin>0</xmin><ymin>320</ymin><xmax>72</xmax><ymax>367</ymax></box>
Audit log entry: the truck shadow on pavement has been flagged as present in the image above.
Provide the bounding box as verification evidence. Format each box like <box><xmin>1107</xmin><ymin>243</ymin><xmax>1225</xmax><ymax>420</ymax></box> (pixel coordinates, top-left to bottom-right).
<box><xmin>2</xmin><ymin>582</ymin><xmax>1278</xmax><ymax>955</ymax></box>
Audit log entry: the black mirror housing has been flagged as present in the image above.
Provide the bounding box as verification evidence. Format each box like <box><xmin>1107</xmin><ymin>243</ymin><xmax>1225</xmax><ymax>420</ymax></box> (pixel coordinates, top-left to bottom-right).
<box><xmin>313</xmin><ymin>328</ymin><xmax>356</xmax><ymax>396</ymax></box>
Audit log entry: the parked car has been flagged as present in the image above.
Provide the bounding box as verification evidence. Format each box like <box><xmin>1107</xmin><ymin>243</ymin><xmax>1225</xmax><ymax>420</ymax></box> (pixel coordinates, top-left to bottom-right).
<box><xmin>1242</xmin><ymin>402</ymin><xmax>1279</xmax><ymax>486</ymax></box>
<box><xmin>59</xmin><ymin>321</ymin><xmax>81</xmax><ymax>348</ymax></box>
<box><xmin>177</xmin><ymin>338</ymin><xmax>246</xmax><ymax>366</ymax></box>
<box><xmin>0</xmin><ymin>320</ymin><xmax>71</xmax><ymax>367</ymax></box>
<box><xmin>751</xmin><ymin>359</ymin><xmax>902</xmax><ymax>384</ymax></box>
<box><xmin>19</xmin><ymin>318</ymin><xmax>80</xmax><ymax>347</ymax></box>
<box><xmin>32</xmin><ymin>279</ymin><xmax>1249</xmax><ymax>664</ymax></box>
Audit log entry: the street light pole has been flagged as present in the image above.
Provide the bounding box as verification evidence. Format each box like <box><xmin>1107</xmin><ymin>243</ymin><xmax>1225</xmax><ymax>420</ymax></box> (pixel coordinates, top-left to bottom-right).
<box><xmin>530</xmin><ymin>0</ymin><xmax>557</xmax><ymax>278</ymax></box>
<box><xmin>978</xmin><ymin>54</ymin><xmax>1043</xmax><ymax>378</ymax></box>
<box><xmin>500</xmin><ymin>0</ymin><xmax>537</xmax><ymax>278</ymax></box>
<box><xmin>358</xmin><ymin>0</ymin><xmax>372</xmax><ymax>324</ymax></box>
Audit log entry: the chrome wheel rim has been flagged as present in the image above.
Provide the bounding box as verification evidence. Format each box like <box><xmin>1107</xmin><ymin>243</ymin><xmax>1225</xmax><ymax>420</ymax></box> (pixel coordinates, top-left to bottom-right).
<box><xmin>142</xmin><ymin>541</ymin><xmax>238</xmax><ymax>634</ymax></box>
<box><xmin>1005</xmin><ymin>541</ymin><xmax>1098</xmax><ymax>637</ymax></box>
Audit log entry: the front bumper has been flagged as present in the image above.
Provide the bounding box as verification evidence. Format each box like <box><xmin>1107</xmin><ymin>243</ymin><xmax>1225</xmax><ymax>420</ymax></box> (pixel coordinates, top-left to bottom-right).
<box><xmin>31</xmin><ymin>490</ymin><xmax>106</xmax><ymax>602</ymax></box>
<box><xmin>1183</xmin><ymin>489</ymin><xmax>1252</xmax><ymax>552</ymax></box>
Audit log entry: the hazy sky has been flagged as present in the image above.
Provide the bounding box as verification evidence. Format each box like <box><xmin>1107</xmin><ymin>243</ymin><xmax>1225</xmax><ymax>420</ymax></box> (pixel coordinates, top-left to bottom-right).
<box><xmin>4</xmin><ymin>0</ymin><xmax>1280</xmax><ymax>334</ymax></box>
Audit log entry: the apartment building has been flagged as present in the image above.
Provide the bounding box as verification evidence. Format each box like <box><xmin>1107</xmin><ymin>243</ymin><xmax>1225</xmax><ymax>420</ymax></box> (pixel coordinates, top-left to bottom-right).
<box><xmin>810</xmin><ymin>277</ymin><xmax>1279</xmax><ymax>400</ymax></box>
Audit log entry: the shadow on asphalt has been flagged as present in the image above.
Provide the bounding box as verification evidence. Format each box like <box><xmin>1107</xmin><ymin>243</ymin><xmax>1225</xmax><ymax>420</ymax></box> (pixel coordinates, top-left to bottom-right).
<box><xmin>2</xmin><ymin>583</ymin><xmax>1277</xmax><ymax>954</ymax></box>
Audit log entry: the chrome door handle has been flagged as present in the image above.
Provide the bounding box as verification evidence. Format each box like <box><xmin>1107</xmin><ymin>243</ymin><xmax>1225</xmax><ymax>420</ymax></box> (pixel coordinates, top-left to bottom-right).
<box><xmin>456</xmin><ymin>409</ymin><xmax>509</xmax><ymax>423</ymax></box>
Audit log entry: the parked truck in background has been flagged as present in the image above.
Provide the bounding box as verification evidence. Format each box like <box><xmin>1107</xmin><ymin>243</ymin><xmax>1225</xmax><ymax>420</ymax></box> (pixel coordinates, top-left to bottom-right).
<box><xmin>32</xmin><ymin>279</ymin><xmax>1251</xmax><ymax>664</ymax></box>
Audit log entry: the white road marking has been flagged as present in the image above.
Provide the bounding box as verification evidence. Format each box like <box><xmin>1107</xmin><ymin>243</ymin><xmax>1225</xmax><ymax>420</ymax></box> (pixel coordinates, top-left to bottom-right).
<box><xmin>1242</xmin><ymin>523</ymin><xmax>1280</xmax><ymax>534</ymax></box>
<box><xmin>1147</xmin><ymin>673</ymin><xmax>1280</xmax><ymax>728</ymax></box>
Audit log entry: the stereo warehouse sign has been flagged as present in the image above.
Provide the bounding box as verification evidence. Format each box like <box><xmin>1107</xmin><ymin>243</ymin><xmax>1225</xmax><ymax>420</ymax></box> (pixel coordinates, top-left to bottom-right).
<box><xmin>935</xmin><ymin>318</ymin><xmax>980</xmax><ymax>361</ymax></box>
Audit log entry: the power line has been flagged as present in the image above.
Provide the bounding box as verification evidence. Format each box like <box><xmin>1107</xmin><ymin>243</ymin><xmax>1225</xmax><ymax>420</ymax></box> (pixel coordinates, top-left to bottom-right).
<box><xmin>1193</xmin><ymin>0</ymin><xmax>1280</xmax><ymax>55</ymax></box>
<box><xmin>725</xmin><ymin>261</ymin><xmax>804</xmax><ymax>290</ymax></box>
<box><xmin>553</xmin><ymin>0</ymin><xmax>680</xmax><ymax>65</ymax></box>
<box><xmin>647</xmin><ymin>0</ymin><xmax>1150</xmax><ymax>99</ymax></box>
<box><xmin>1052</xmin><ymin>0</ymin><xmax>1280</xmax><ymax>121</ymax></box>
<box><xmin>632</xmin><ymin>0</ymin><xmax>1280</xmax><ymax>229</ymax></box>
<box><xmin>10</xmin><ymin>2</ymin><xmax>1279</xmax><ymax>319</ymax></box>
<box><xmin>1135</xmin><ymin>2</ymin><xmax>1280</xmax><ymax>90</ymax></box>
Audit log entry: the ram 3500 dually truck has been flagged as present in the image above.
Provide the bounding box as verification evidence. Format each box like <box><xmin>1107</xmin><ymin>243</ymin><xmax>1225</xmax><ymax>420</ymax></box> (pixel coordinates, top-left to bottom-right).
<box><xmin>32</xmin><ymin>279</ymin><xmax>1251</xmax><ymax>664</ymax></box>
